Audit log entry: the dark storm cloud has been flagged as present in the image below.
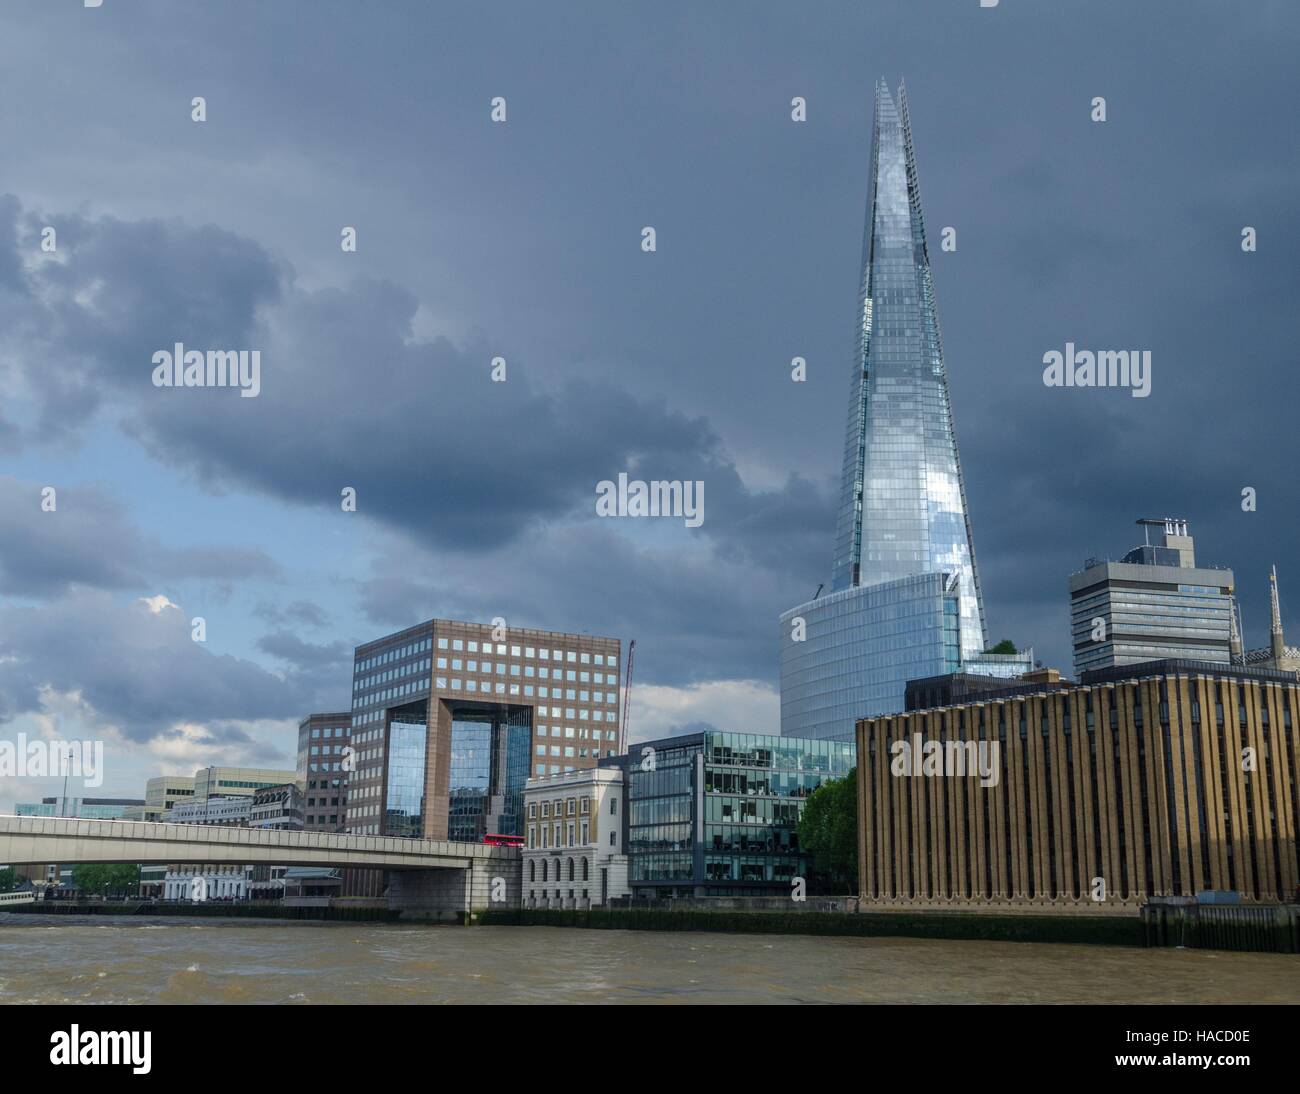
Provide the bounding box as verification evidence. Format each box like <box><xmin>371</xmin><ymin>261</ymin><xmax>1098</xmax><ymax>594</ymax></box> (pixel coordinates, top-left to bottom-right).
<box><xmin>255</xmin><ymin>630</ymin><xmax>351</xmax><ymax>673</ymax></box>
<box><xmin>0</xmin><ymin>196</ymin><xmax>829</xmax><ymax>583</ymax></box>
<box><xmin>0</xmin><ymin>591</ymin><xmax>343</xmax><ymax>738</ymax></box>
<box><xmin>0</xmin><ymin>475</ymin><xmax>280</xmax><ymax>598</ymax></box>
<box><xmin>0</xmin><ymin>202</ymin><xmax>280</xmax><ymax>448</ymax></box>
<box><xmin>1</xmin><ymin>0</ymin><xmax>1298</xmax><ymax>688</ymax></box>
<box><xmin>0</xmin><ymin>592</ymin><xmax>285</xmax><ymax>735</ymax></box>
<box><xmin>353</xmin><ymin>523</ymin><xmax>789</xmax><ymax>687</ymax></box>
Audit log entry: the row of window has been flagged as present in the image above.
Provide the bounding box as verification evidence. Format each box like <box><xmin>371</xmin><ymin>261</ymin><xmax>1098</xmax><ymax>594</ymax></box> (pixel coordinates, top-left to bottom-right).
<box><xmin>529</xmin><ymin>797</ymin><xmax>589</xmax><ymax>818</ymax></box>
<box><xmin>354</xmin><ymin>658</ymin><xmax>432</xmax><ymax>695</ymax></box>
<box><xmin>357</xmin><ymin>638</ymin><xmax>432</xmax><ymax>672</ymax></box>
<box><xmin>538</xmin><ymin>725</ymin><xmax>617</xmax><ymax>741</ymax></box>
<box><xmin>527</xmin><ymin>858</ymin><xmax>590</xmax><ymax>882</ymax></box>
<box><xmin>307</xmin><ymin>725</ymin><xmax>348</xmax><ymax>739</ymax></box>
<box><xmin>527</xmin><ymin>824</ymin><xmax>617</xmax><ymax>849</ymax></box>
<box><xmin>436</xmin><ymin>640</ymin><xmax>615</xmax><ymax>669</ymax></box>
<box><xmin>438</xmin><ymin>662</ymin><xmax>616</xmax><ymax>686</ymax></box>
<box><xmin>536</xmin><ymin>745</ymin><xmax>611</xmax><ymax>759</ymax></box>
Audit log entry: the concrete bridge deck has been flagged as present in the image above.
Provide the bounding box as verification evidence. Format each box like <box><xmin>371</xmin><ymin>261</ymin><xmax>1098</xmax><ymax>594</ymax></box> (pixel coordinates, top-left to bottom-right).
<box><xmin>0</xmin><ymin>814</ymin><xmax>507</xmax><ymax>870</ymax></box>
<box><xmin>0</xmin><ymin>815</ymin><xmax>521</xmax><ymax>917</ymax></box>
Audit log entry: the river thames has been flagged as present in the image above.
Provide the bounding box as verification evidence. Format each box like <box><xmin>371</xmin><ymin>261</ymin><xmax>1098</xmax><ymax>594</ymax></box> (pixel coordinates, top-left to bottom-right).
<box><xmin>1</xmin><ymin>916</ymin><xmax>1296</xmax><ymax>1004</ymax></box>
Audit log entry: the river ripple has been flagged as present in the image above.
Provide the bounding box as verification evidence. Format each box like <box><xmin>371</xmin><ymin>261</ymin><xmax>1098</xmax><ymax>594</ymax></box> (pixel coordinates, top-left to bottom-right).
<box><xmin>0</xmin><ymin>916</ymin><xmax>1295</xmax><ymax>1004</ymax></box>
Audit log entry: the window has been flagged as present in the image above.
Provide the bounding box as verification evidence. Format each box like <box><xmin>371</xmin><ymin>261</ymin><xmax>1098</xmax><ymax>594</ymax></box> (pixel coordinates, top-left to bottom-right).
<box><xmin>610</xmin><ymin>796</ymin><xmax>618</xmax><ymax>815</ymax></box>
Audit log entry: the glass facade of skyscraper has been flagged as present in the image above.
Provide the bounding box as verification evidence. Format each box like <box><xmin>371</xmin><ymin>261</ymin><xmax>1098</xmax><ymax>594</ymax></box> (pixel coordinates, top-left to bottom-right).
<box><xmin>829</xmin><ymin>79</ymin><xmax>985</xmax><ymax>661</ymax></box>
<box><xmin>780</xmin><ymin>572</ymin><xmax>962</xmax><ymax>739</ymax></box>
<box><xmin>782</xmin><ymin>79</ymin><xmax>990</xmax><ymax>739</ymax></box>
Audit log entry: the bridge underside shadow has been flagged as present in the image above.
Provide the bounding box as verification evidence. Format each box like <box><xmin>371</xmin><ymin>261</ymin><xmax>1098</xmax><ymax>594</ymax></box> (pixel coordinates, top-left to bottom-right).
<box><xmin>0</xmin><ymin>815</ymin><xmax>521</xmax><ymax>919</ymax></box>
<box><xmin>386</xmin><ymin>860</ymin><xmax>521</xmax><ymax>921</ymax></box>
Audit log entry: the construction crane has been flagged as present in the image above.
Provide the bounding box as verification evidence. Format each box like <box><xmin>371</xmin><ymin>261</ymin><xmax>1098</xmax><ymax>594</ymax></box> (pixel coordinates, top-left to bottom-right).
<box><xmin>620</xmin><ymin>638</ymin><xmax>636</xmax><ymax>755</ymax></box>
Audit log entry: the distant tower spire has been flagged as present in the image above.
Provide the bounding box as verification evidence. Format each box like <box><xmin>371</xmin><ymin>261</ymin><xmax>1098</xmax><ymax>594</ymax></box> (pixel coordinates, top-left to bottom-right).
<box><xmin>1271</xmin><ymin>565</ymin><xmax>1285</xmax><ymax>662</ymax></box>
<box><xmin>1230</xmin><ymin>595</ymin><xmax>1244</xmax><ymax>663</ymax></box>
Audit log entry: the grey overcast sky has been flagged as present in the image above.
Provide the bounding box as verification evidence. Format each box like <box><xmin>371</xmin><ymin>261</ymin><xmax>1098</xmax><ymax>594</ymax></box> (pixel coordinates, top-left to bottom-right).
<box><xmin>1</xmin><ymin>0</ymin><xmax>1297</xmax><ymax>805</ymax></box>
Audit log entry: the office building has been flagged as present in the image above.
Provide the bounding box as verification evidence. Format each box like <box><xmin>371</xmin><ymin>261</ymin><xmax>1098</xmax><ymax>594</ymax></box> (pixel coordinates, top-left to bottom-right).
<box><xmin>14</xmin><ymin>797</ymin><xmax>143</xmax><ymax>820</ymax></box>
<box><xmin>856</xmin><ymin>660</ymin><xmax>1300</xmax><ymax>910</ymax></box>
<box><xmin>163</xmin><ymin>865</ymin><xmax>251</xmax><ymax>901</ymax></box>
<box><xmin>298</xmin><ymin>712</ymin><xmax>351</xmax><ymax>832</ymax></box>
<box><xmin>624</xmin><ymin>731</ymin><xmax>855</xmax><ymax>899</ymax></box>
<box><xmin>781</xmin><ymin>79</ymin><xmax>1009</xmax><ymax>740</ymax></box>
<box><xmin>249</xmin><ymin>783</ymin><xmax>303</xmax><ymax>830</ymax></box>
<box><xmin>142</xmin><ymin>775</ymin><xmax>195</xmax><ymax>822</ymax></box>
<box><xmin>522</xmin><ymin>766</ymin><xmax>629</xmax><ymax>908</ymax></box>
<box><xmin>192</xmin><ymin>765</ymin><xmax>298</xmax><ymax>802</ymax></box>
<box><xmin>1069</xmin><ymin>518</ymin><xmax>1236</xmax><ymax>675</ymax></box>
<box><xmin>164</xmin><ymin>795</ymin><xmax>251</xmax><ymax>826</ymax></box>
<box><xmin>346</xmin><ymin>618</ymin><xmax>621</xmax><ymax>842</ymax></box>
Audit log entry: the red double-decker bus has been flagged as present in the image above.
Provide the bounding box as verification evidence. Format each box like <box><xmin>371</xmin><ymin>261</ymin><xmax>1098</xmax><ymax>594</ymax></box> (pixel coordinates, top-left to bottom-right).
<box><xmin>482</xmin><ymin>833</ymin><xmax>524</xmax><ymax>848</ymax></box>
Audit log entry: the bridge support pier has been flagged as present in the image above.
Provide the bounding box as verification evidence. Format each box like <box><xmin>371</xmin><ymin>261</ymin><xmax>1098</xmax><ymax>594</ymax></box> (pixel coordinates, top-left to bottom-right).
<box><xmin>386</xmin><ymin>856</ymin><xmax>522</xmax><ymax>921</ymax></box>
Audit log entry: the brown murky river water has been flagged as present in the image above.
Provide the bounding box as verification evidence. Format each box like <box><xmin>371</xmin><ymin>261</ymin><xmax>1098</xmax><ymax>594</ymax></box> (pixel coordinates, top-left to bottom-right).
<box><xmin>0</xmin><ymin>916</ymin><xmax>1295</xmax><ymax>1004</ymax></box>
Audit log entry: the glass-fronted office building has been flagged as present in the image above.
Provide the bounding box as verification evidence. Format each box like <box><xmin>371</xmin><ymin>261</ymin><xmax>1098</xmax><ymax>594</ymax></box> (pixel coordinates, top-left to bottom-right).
<box><xmin>14</xmin><ymin>797</ymin><xmax>143</xmax><ymax>820</ymax></box>
<box><xmin>780</xmin><ymin>572</ymin><xmax>962</xmax><ymax>740</ymax></box>
<box><xmin>781</xmin><ymin>79</ymin><xmax>997</xmax><ymax>740</ymax></box>
<box><xmin>624</xmin><ymin>731</ymin><xmax>855</xmax><ymax>898</ymax></box>
<box><xmin>345</xmin><ymin>618</ymin><xmax>620</xmax><ymax>843</ymax></box>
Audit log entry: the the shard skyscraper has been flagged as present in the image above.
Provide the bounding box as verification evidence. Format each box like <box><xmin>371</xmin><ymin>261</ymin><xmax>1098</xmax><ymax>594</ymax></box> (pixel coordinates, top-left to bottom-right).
<box><xmin>781</xmin><ymin>80</ymin><xmax>1018</xmax><ymax>741</ymax></box>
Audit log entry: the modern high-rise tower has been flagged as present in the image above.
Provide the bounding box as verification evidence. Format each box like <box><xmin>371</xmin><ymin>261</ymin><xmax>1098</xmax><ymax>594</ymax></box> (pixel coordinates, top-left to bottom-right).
<box><xmin>781</xmin><ymin>81</ymin><xmax>1014</xmax><ymax>741</ymax></box>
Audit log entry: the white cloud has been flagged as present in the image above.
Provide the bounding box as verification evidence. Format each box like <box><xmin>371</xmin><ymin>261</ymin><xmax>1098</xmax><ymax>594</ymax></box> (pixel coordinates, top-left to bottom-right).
<box><xmin>627</xmin><ymin>679</ymin><xmax>779</xmax><ymax>744</ymax></box>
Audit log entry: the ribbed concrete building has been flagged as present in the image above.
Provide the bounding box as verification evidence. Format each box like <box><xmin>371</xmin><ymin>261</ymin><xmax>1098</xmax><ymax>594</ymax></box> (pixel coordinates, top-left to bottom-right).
<box><xmin>856</xmin><ymin>660</ymin><xmax>1300</xmax><ymax>911</ymax></box>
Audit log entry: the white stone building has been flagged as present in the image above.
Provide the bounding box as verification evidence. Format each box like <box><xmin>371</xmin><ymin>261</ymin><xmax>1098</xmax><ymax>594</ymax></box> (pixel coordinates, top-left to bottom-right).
<box><xmin>162</xmin><ymin>865</ymin><xmax>252</xmax><ymax>901</ymax></box>
<box><xmin>522</xmin><ymin>765</ymin><xmax>628</xmax><ymax>908</ymax></box>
